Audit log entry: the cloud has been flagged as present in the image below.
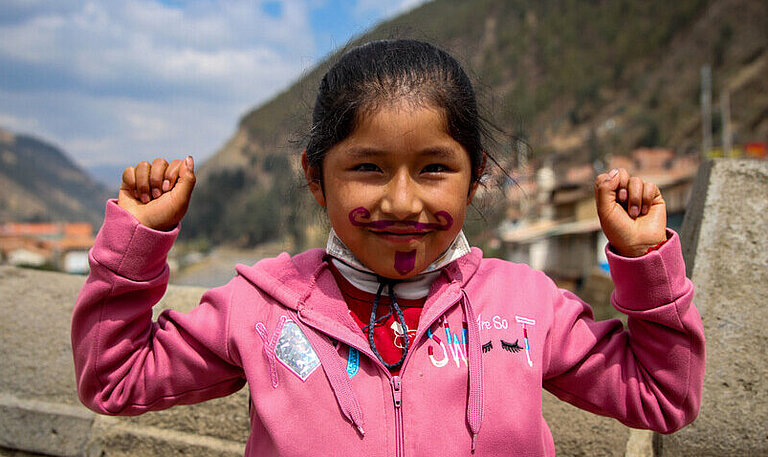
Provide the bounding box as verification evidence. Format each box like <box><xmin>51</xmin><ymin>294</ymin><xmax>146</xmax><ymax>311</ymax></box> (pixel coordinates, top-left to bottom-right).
<box><xmin>0</xmin><ymin>1</ymin><xmax>315</xmax><ymax>100</ymax></box>
<box><xmin>0</xmin><ymin>0</ymin><xmax>320</xmax><ymax>171</ymax></box>
<box><xmin>0</xmin><ymin>87</ymin><xmax>244</xmax><ymax>173</ymax></box>
<box><xmin>0</xmin><ymin>0</ymin><xmax>429</xmax><ymax>177</ymax></box>
<box><xmin>0</xmin><ymin>112</ymin><xmax>41</xmax><ymax>134</ymax></box>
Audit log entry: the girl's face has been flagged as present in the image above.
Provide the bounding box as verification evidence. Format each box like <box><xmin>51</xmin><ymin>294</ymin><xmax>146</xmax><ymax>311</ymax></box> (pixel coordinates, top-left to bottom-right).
<box><xmin>304</xmin><ymin>103</ymin><xmax>479</xmax><ymax>279</ymax></box>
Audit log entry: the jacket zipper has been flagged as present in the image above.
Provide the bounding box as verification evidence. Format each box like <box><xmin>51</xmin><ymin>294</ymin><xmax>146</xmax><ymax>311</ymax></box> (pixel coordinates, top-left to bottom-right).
<box><xmin>386</xmin><ymin>289</ymin><xmax>463</xmax><ymax>456</ymax></box>
<box><xmin>390</xmin><ymin>375</ymin><xmax>405</xmax><ymax>457</ymax></box>
<box><xmin>298</xmin><ymin>288</ymin><xmax>464</xmax><ymax>457</ymax></box>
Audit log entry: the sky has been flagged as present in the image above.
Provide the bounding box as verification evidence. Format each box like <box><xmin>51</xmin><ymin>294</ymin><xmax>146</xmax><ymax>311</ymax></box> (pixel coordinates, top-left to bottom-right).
<box><xmin>0</xmin><ymin>0</ymin><xmax>428</xmax><ymax>184</ymax></box>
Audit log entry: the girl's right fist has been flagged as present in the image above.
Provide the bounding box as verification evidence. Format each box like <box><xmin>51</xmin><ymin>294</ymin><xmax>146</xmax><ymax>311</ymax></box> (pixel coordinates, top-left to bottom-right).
<box><xmin>118</xmin><ymin>156</ymin><xmax>196</xmax><ymax>231</ymax></box>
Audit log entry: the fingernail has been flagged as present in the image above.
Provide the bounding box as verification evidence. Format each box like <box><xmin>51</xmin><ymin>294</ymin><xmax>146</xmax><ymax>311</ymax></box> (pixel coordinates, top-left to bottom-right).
<box><xmin>630</xmin><ymin>206</ymin><xmax>639</xmax><ymax>218</ymax></box>
<box><xmin>609</xmin><ymin>168</ymin><xmax>619</xmax><ymax>178</ymax></box>
<box><xmin>162</xmin><ymin>179</ymin><xmax>170</xmax><ymax>192</ymax></box>
<box><xmin>642</xmin><ymin>205</ymin><xmax>649</xmax><ymax>215</ymax></box>
<box><xmin>141</xmin><ymin>193</ymin><xmax>150</xmax><ymax>204</ymax></box>
<box><xmin>618</xmin><ymin>189</ymin><xmax>627</xmax><ymax>201</ymax></box>
<box><xmin>185</xmin><ymin>156</ymin><xmax>194</xmax><ymax>171</ymax></box>
<box><xmin>152</xmin><ymin>188</ymin><xmax>161</xmax><ymax>199</ymax></box>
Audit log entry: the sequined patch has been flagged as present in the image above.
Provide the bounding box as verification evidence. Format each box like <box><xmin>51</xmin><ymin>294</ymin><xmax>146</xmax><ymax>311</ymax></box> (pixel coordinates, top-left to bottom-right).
<box><xmin>274</xmin><ymin>321</ymin><xmax>320</xmax><ymax>381</ymax></box>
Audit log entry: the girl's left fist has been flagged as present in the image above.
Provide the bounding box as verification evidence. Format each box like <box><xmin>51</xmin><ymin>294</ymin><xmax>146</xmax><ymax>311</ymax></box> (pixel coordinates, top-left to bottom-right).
<box><xmin>594</xmin><ymin>168</ymin><xmax>667</xmax><ymax>257</ymax></box>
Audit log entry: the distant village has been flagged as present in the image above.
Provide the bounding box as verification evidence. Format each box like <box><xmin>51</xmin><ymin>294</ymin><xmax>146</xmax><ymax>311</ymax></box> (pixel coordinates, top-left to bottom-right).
<box><xmin>500</xmin><ymin>147</ymin><xmax>699</xmax><ymax>287</ymax></box>
<box><xmin>0</xmin><ymin>221</ymin><xmax>94</xmax><ymax>274</ymax></box>
<box><xmin>2</xmin><ymin>144</ymin><xmax>765</xmax><ymax>294</ymax></box>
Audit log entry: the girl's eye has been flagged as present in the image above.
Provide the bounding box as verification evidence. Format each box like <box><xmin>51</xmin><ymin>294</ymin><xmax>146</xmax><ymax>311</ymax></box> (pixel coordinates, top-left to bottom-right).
<box><xmin>422</xmin><ymin>164</ymin><xmax>449</xmax><ymax>174</ymax></box>
<box><xmin>353</xmin><ymin>163</ymin><xmax>382</xmax><ymax>172</ymax></box>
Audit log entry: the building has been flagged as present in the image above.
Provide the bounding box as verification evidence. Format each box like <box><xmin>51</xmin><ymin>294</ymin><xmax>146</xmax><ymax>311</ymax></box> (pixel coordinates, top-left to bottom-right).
<box><xmin>500</xmin><ymin>148</ymin><xmax>700</xmax><ymax>291</ymax></box>
<box><xmin>0</xmin><ymin>222</ymin><xmax>94</xmax><ymax>273</ymax></box>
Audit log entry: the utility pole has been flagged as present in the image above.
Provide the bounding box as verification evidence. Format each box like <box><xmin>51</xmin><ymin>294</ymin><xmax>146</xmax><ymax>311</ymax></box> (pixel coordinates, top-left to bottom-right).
<box><xmin>700</xmin><ymin>66</ymin><xmax>712</xmax><ymax>159</ymax></box>
<box><xmin>721</xmin><ymin>88</ymin><xmax>732</xmax><ymax>158</ymax></box>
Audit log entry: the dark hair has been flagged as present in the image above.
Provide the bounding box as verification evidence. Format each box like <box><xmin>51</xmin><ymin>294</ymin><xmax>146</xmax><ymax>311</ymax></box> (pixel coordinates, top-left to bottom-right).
<box><xmin>305</xmin><ymin>39</ymin><xmax>487</xmax><ymax>187</ymax></box>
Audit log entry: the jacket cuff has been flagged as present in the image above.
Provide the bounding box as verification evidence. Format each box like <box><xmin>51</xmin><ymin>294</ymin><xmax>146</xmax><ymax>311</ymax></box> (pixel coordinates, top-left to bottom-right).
<box><xmin>606</xmin><ymin>229</ymin><xmax>688</xmax><ymax>311</ymax></box>
<box><xmin>91</xmin><ymin>199</ymin><xmax>179</xmax><ymax>281</ymax></box>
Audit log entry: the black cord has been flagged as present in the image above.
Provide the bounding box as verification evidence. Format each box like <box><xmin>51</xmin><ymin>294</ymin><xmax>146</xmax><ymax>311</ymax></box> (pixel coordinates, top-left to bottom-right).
<box><xmin>366</xmin><ymin>279</ymin><xmax>409</xmax><ymax>371</ymax></box>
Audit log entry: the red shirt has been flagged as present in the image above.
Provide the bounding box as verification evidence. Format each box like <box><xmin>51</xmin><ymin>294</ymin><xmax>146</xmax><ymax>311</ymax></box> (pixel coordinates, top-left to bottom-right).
<box><xmin>329</xmin><ymin>263</ymin><xmax>425</xmax><ymax>375</ymax></box>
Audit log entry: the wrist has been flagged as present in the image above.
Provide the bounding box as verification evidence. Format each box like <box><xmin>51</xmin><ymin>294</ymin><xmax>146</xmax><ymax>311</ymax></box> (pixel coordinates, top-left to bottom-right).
<box><xmin>612</xmin><ymin>235</ymin><xmax>669</xmax><ymax>258</ymax></box>
<box><xmin>644</xmin><ymin>238</ymin><xmax>668</xmax><ymax>254</ymax></box>
<box><xmin>140</xmin><ymin>217</ymin><xmax>179</xmax><ymax>232</ymax></box>
<box><xmin>612</xmin><ymin>246</ymin><xmax>650</xmax><ymax>258</ymax></box>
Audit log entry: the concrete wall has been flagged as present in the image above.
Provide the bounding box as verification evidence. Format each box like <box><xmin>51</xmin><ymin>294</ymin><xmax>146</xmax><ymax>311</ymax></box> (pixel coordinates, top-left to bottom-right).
<box><xmin>664</xmin><ymin>159</ymin><xmax>768</xmax><ymax>456</ymax></box>
<box><xmin>0</xmin><ymin>267</ymin><xmax>249</xmax><ymax>457</ymax></box>
<box><xmin>1</xmin><ymin>159</ymin><xmax>765</xmax><ymax>456</ymax></box>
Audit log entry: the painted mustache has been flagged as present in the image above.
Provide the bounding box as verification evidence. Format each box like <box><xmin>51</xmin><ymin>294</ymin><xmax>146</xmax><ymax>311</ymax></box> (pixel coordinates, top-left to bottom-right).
<box><xmin>348</xmin><ymin>207</ymin><xmax>454</xmax><ymax>231</ymax></box>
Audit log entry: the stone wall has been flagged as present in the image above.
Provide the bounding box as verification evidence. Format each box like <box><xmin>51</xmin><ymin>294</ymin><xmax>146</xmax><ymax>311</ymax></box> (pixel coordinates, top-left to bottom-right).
<box><xmin>662</xmin><ymin>159</ymin><xmax>768</xmax><ymax>456</ymax></box>
<box><xmin>1</xmin><ymin>159</ymin><xmax>765</xmax><ymax>456</ymax></box>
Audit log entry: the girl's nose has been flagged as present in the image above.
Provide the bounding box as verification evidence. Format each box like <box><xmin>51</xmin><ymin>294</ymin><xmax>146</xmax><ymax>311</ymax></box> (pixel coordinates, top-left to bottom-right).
<box><xmin>380</xmin><ymin>170</ymin><xmax>423</xmax><ymax>219</ymax></box>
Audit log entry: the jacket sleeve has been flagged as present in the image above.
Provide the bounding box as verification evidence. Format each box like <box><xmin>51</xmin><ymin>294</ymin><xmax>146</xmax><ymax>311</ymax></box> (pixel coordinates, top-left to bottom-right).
<box><xmin>71</xmin><ymin>200</ymin><xmax>245</xmax><ymax>416</ymax></box>
<box><xmin>542</xmin><ymin>230</ymin><xmax>705</xmax><ymax>433</ymax></box>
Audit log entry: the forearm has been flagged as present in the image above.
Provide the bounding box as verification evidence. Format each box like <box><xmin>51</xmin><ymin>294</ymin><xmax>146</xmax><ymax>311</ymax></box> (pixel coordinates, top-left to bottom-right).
<box><xmin>71</xmin><ymin>201</ymin><xmax>243</xmax><ymax>415</ymax></box>
<box><xmin>544</xmin><ymin>231</ymin><xmax>705</xmax><ymax>432</ymax></box>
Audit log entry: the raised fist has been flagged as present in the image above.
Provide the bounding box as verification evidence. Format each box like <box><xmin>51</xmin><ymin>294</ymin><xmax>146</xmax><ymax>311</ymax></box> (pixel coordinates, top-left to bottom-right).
<box><xmin>118</xmin><ymin>157</ymin><xmax>196</xmax><ymax>231</ymax></box>
<box><xmin>594</xmin><ymin>168</ymin><xmax>667</xmax><ymax>258</ymax></box>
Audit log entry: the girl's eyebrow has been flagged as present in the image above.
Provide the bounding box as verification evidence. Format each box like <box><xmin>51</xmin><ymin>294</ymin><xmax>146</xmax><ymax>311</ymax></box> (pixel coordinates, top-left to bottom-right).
<box><xmin>418</xmin><ymin>146</ymin><xmax>461</xmax><ymax>159</ymax></box>
<box><xmin>344</xmin><ymin>147</ymin><xmax>384</xmax><ymax>158</ymax></box>
<box><xmin>344</xmin><ymin>145</ymin><xmax>461</xmax><ymax>159</ymax></box>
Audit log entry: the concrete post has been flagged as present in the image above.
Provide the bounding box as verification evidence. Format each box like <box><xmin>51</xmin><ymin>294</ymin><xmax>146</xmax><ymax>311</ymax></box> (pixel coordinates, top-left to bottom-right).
<box><xmin>663</xmin><ymin>159</ymin><xmax>768</xmax><ymax>456</ymax></box>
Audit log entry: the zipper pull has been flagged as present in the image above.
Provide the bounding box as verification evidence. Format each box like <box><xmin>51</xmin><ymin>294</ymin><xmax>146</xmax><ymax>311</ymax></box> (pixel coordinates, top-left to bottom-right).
<box><xmin>390</xmin><ymin>375</ymin><xmax>402</xmax><ymax>408</ymax></box>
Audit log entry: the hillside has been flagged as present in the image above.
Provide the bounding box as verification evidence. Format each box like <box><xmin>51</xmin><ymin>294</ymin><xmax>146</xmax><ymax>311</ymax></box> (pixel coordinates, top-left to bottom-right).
<box><xmin>0</xmin><ymin>127</ymin><xmax>113</xmax><ymax>226</ymax></box>
<box><xmin>184</xmin><ymin>0</ymin><xmax>768</xmax><ymax>249</ymax></box>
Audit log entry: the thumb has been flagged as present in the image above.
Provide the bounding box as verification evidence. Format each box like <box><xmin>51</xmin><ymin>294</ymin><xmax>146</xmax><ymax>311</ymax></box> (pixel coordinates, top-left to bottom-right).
<box><xmin>174</xmin><ymin>156</ymin><xmax>196</xmax><ymax>201</ymax></box>
<box><xmin>594</xmin><ymin>168</ymin><xmax>620</xmax><ymax>216</ymax></box>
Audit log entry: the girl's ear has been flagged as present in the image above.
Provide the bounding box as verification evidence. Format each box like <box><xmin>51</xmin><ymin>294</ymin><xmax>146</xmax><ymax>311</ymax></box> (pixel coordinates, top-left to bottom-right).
<box><xmin>467</xmin><ymin>152</ymin><xmax>488</xmax><ymax>204</ymax></box>
<box><xmin>302</xmin><ymin>151</ymin><xmax>326</xmax><ymax>207</ymax></box>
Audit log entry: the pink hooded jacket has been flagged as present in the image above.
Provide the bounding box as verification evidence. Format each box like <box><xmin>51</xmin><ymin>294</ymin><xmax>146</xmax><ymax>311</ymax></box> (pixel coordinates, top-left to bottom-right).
<box><xmin>72</xmin><ymin>201</ymin><xmax>705</xmax><ymax>456</ymax></box>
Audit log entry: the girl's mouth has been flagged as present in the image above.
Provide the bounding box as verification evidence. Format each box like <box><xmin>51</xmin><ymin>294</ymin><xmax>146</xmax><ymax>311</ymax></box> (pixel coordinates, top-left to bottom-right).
<box><xmin>370</xmin><ymin>230</ymin><xmax>430</xmax><ymax>244</ymax></box>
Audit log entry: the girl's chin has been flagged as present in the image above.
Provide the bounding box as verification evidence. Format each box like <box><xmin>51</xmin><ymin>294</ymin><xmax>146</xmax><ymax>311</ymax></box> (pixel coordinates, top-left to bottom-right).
<box><xmin>362</xmin><ymin>251</ymin><xmax>432</xmax><ymax>279</ymax></box>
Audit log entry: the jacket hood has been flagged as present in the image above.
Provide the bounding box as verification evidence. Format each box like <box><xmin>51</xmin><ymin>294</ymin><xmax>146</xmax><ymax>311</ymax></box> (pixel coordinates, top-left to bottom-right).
<box><xmin>234</xmin><ymin>247</ymin><xmax>485</xmax><ymax>312</ymax></box>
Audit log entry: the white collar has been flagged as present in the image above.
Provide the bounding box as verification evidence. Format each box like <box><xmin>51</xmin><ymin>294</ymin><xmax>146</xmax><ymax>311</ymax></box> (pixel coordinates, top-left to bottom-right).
<box><xmin>325</xmin><ymin>229</ymin><xmax>471</xmax><ymax>299</ymax></box>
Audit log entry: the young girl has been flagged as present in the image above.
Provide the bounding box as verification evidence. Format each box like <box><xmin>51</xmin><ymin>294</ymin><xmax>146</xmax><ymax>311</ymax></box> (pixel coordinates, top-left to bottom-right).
<box><xmin>72</xmin><ymin>40</ymin><xmax>705</xmax><ymax>456</ymax></box>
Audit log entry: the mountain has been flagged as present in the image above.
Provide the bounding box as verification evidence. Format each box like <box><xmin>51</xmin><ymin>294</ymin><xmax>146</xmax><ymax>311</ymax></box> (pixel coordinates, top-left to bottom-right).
<box><xmin>0</xmin><ymin>127</ymin><xmax>113</xmax><ymax>226</ymax></box>
<box><xmin>184</xmin><ymin>0</ymin><xmax>767</xmax><ymax>249</ymax></box>
<box><xmin>86</xmin><ymin>163</ymin><xmax>126</xmax><ymax>194</ymax></box>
